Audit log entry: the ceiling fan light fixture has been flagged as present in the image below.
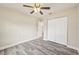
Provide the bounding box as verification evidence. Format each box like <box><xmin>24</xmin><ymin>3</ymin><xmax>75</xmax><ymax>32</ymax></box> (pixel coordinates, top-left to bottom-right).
<box><xmin>23</xmin><ymin>3</ymin><xmax>50</xmax><ymax>15</ymax></box>
<box><xmin>34</xmin><ymin>7</ymin><xmax>40</xmax><ymax>13</ymax></box>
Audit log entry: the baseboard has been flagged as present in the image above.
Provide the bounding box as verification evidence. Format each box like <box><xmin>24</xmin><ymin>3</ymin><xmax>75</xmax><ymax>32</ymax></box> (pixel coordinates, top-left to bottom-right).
<box><xmin>0</xmin><ymin>36</ymin><xmax>40</xmax><ymax>50</ymax></box>
<box><xmin>67</xmin><ymin>45</ymin><xmax>79</xmax><ymax>53</ymax></box>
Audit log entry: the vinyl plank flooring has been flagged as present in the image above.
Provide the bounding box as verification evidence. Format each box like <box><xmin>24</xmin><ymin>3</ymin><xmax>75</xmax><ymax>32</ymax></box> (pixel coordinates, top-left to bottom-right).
<box><xmin>22</xmin><ymin>43</ymin><xmax>45</xmax><ymax>55</ymax></box>
<box><xmin>4</xmin><ymin>47</ymin><xmax>17</xmax><ymax>55</ymax></box>
<box><xmin>29</xmin><ymin>39</ymin><xmax>76</xmax><ymax>55</ymax></box>
<box><xmin>0</xmin><ymin>38</ymin><xmax>78</xmax><ymax>55</ymax></box>
<box><xmin>0</xmin><ymin>50</ymin><xmax>4</xmax><ymax>55</ymax></box>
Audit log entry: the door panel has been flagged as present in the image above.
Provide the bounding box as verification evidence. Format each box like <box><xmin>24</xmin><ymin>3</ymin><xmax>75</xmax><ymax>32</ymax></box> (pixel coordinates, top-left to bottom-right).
<box><xmin>55</xmin><ymin>18</ymin><xmax>67</xmax><ymax>45</ymax></box>
<box><xmin>48</xmin><ymin>20</ymin><xmax>56</xmax><ymax>42</ymax></box>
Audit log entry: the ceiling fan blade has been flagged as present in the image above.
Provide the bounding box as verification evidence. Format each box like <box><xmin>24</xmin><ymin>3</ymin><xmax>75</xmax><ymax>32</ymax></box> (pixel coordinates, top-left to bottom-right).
<box><xmin>41</xmin><ymin>7</ymin><xmax>50</xmax><ymax>9</ymax></box>
<box><xmin>30</xmin><ymin>10</ymin><xmax>34</xmax><ymax>14</ymax></box>
<box><xmin>40</xmin><ymin>11</ymin><xmax>43</xmax><ymax>15</ymax></box>
<box><xmin>23</xmin><ymin>5</ymin><xmax>33</xmax><ymax>8</ymax></box>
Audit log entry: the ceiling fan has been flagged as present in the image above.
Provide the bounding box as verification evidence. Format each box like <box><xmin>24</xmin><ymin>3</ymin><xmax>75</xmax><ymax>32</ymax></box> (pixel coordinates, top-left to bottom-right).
<box><xmin>23</xmin><ymin>3</ymin><xmax>50</xmax><ymax>15</ymax></box>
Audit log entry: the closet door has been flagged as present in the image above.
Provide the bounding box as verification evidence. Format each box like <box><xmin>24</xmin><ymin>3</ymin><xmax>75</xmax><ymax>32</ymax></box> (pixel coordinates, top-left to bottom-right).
<box><xmin>48</xmin><ymin>20</ymin><xmax>56</xmax><ymax>42</ymax></box>
<box><xmin>48</xmin><ymin>17</ymin><xmax>67</xmax><ymax>45</ymax></box>
<box><xmin>55</xmin><ymin>17</ymin><xmax>67</xmax><ymax>45</ymax></box>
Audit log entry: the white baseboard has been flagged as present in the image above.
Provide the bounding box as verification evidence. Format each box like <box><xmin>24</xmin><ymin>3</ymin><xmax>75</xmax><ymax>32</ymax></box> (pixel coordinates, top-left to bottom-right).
<box><xmin>0</xmin><ymin>36</ymin><xmax>40</xmax><ymax>50</ymax></box>
<box><xmin>67</xmin><ymin>45</ymin><xmax>79</xmax><ymax>53</ymax></box>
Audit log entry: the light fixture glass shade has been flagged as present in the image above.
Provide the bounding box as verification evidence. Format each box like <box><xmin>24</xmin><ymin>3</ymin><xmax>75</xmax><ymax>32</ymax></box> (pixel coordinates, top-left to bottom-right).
<box><xmin>34</xmin><ymin>7</ymin><xmax>40</xmax><ymax>13</ymax></box>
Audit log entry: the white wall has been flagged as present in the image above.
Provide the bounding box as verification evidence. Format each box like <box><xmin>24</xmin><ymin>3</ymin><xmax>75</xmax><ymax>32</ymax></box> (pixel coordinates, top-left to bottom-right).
<box><xmin>0</xmin><ymin>6</ymin><xmax>38</xmax><ymax>49</ymax></box>
<box><xmin>77</xmin><ymin>6</ymin><xmax>79</xmax><ymax>49</ymax></box>
<box><xmin>43</xmin><ymin>7</ymin><xmax>79</xmax><ymax>50</ymax></box>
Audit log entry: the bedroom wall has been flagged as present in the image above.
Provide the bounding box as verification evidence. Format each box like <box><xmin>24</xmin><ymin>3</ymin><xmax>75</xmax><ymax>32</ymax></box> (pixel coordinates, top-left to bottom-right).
<box><xmin>77</xmin><ymin>6</ymin><xmax>79</xmax><ymax>50</ymax></box>
<box><xmin>43</xmin><ymin>6</ymin><xmax>79</xmax><ymax>50</ymax></box>
<box><xmin>0</xmin><ymin>5</ymin><xmax>38</xmax><ymax>49</ymax></box>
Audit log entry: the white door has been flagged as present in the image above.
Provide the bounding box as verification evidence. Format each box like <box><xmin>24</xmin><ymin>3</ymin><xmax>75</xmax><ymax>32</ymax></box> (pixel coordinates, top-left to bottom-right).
<box><xmin>48</xmin><ymin>20</ymin><xmax>56</xmax><ymax>42</ymax></box>
<box><xmin>48</xmin><ymin>17</ymin><xmax>67</xmax><ymax>45</ymax></box>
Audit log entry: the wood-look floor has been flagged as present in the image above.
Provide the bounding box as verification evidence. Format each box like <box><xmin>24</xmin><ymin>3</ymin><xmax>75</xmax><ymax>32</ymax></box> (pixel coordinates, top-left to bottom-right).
<box><xmin>0</xmin><ymin>38</ymin><xmax>79</xmax><ymax>55</ymax></box>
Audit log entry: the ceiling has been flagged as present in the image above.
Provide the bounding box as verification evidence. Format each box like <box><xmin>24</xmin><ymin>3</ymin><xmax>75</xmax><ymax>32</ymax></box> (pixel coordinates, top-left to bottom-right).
<box><xmin>0</xmin><ymin>3</ymin><xmax>79</xmax><ymax>18</ymax></box>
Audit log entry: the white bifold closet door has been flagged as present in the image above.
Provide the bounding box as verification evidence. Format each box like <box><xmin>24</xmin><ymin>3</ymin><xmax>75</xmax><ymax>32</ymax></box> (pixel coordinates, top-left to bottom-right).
<box><xmin>48</xmin><ymin>17</ymin><xmax>67</xmax><ymax>45</ymax></box>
